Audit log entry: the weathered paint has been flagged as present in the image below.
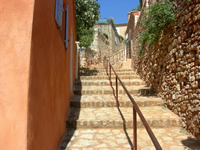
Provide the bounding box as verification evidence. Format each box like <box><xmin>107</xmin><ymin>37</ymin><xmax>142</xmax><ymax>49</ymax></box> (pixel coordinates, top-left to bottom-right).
<box><xmin>0</xmin><ymin>0</ymin><xmax>34</xmax><ymax>149</ymax></box>
<box><xmin>27</xmin><ymin>0</ymin><xmax>76</xmax><ymax>150</ymax></box>
<box><xmin>0</xmin><ymin>0</ymin><xmax>76</xmax><ymax>149</ymax></box>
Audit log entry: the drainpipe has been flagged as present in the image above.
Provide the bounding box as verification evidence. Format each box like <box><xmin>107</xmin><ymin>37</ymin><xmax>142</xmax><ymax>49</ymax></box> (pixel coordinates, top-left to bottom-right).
<box><xmin>75</xmin><ymin>41</ymin><xmax>80</xmax><ymax>80</ymax></box>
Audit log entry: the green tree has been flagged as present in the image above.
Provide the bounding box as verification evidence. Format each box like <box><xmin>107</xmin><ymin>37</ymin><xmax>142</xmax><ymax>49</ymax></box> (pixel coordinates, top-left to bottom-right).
<box><xmin>79</xmin><ymin>28</ymin><xmax>94</xmax><ymax>48</ymax></box>
<box><xmin>75</xmin><ymin>0</ymin><xmax>100</xmax><ymax>48</ymax></box>
<box><xmin>131</xmin><ymin>4</ymin><xmax>141</xmax><ymax>11</ymax></box>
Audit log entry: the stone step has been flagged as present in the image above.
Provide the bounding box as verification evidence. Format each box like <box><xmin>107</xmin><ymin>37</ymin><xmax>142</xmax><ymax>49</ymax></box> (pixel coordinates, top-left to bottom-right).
<box><xmin>97</xmin><ymin>71</ymin><xmax>137</xmax><ymax>76</ymax></box>
<box><xmin>74</xmin><ymin>86</ymin><xmax>154</xmax><ymax>96</ymax></box>
<box><xmin>80</xmin><ymin>71</ymin><xmax>137</xmax><ymax>76</ymax></box>
<box><xmin>122</xmin><ymin>59</ymin><xmax>132</xmax><ymax>67</ymax></box>
<box><xmin>79</xmin><ymin>68</ymin><xmax>136</xmax><ymax>76</ymax></box>
<box><xmin>75</xmin><ymin>79</ymin><xmax>145</xmax><ymax>86</ymax></box>
<box><xmin>80</xmin><ymin>67</ymin><xmax>133</xmax><ymax>71</ymax></box>
<box><xmin>61</xmin><ymin>128</ymin><xmax>200</xmax><ymax>150</ymax></box>
<box><xmin>80</xmin><ymin>75</ymin><xmax>140</xmax><ymax>80</ymax></box>
<box><xmin>70</xmin><ymin>95</ymin><xmax>163</xmax><ymax>108</ymax></box>
<box><xmin>97</xmin><ymin>68</ymin><xmax>134</xmax><ymax>72</ymax></box>
<box><xmin>66</xmin><ymin>106</ymin><xmax>182</xmax><ymax>129</ymax></box>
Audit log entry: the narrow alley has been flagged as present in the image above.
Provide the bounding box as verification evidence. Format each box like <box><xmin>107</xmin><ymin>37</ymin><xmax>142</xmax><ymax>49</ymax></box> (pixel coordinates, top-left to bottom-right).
<box><xmin>61</xmin><ymin>62</ymin><xmax>200</xmax><ymax>149</ymax></box>
<box><xmin>1</xmin><ymin>0</ymin><xmax>200</xmax><ymax>150</ymax></box>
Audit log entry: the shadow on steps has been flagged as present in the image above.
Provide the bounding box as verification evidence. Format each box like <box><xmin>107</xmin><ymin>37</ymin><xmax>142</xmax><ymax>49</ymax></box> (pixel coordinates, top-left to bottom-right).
<box><xmin>79</xmin><ymin>67</ymin><xmax>99</xmax><ymax>76</ymax></box>
<box><xmin>60</xmin><ymin>78</ymin><xmax>83</xmax><ymax>150</ymax></box>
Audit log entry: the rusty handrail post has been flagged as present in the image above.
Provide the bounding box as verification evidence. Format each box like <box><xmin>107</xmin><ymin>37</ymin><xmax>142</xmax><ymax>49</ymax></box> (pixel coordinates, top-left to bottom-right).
<box><xmin>106</xmin><ymin>58</ymin><xmax>108</xmax><ymax>74</ymax></box>
<box><xmin>103</xmin><ymin>58</ymin><xmax>162</xmax><ymax>150</ymax></box>
<box><xmin>109</xmin><ymin>64</ymin><xmax>111</xmax><ymax>86</ymax></box>
<box><xmin>133</xmin><ymin>107</ymin><xmax>137</xmax><ymax>150</ymax></box>
<box><xmin>107</xmin><ymin>58</ymin><xmax>108</xmax><ymax>74</ymax></box>
<box><xmin>108</xmin><ymin>57</ymin><xmax>110</xmax><ymax>74</ymax></box>
<box><xmin>116</xmin><ymin>76</ymin><xmax>119</xmax><ymax>107</ymax></box>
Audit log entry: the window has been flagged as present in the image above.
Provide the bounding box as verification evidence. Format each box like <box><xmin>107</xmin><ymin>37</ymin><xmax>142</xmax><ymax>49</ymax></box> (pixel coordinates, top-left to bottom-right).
<box><xmin>65</xmin><ymin>6</ymin><xmax>69</xmax><ymax>50</ymax></box>
<box><xmin>55</xmin><ymin>0</ymin><xmax>63</xmax><ymax>29</ymax></box>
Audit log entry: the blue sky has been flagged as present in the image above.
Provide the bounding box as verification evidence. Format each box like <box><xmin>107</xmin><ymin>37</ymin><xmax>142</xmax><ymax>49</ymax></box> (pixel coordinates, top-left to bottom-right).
<box><xmin>98</xmin><ymin>0</ymin><xmax>140</xmax><ymax>24</ymax></box>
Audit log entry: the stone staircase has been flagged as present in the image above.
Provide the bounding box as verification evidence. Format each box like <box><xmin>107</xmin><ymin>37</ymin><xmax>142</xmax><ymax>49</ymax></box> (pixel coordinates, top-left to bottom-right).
<box><xmin>61</xmin><ymin>65</ymin><xmax>200</xmax><ymax>150</ymax></box>
<box><xmin>122</xmin><ymin>59</ymin><xmax>132</xmax><ymax>68</ymax></box>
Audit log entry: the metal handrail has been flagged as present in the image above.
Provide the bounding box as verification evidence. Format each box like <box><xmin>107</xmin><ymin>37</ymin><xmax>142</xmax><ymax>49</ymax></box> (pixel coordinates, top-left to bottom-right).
<box><xmin>103</xmin><ymin>57</ymin><xmax>162</xmax><ymax>150</ymax></box>
<box><xmin>106</xmin><ymin>49</ymin><xmax>125</xmax><ymax>66</ymax></box>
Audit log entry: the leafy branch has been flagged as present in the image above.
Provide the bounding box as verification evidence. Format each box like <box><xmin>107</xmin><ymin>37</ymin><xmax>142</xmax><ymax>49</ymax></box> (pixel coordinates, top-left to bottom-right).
<box><xmin>75</xmin><ymin>0</ymin><xmax>100</xmax><ymax>48</ymax></box>
<box><xmin>138</xmin><ymin>0</ymin><xmax>175</xmax><ymax>55</ymax></box>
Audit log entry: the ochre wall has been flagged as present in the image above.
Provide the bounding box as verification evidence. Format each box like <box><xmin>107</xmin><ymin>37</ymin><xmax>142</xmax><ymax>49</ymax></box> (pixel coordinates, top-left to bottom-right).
<box><xmin>27</xmin><ymin>0</ymin><xmax>76</xmax><ymax>149</ymax></box>
<box><xmin>0</xmin><ymin>0</ymin><xmax>34</xmax><ymax>150</ymax></box>
<box><xmin>119</xmin><ymin>26</ymin><xmax>127</xmax><ymax>39</ymax></box>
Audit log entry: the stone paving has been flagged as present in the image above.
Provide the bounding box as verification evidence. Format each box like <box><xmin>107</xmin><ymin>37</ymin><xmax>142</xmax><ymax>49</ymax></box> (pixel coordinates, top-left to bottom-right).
<box><xmin>74</xmin><ymin>85</ymin><xmax>152</xmax><ymax>96</ymax></box>
<box><xmin>61</xmin><ymin>65</ymin><xmax>200</xmax><ymax>150</ymax></box>
<box><xmin>67</xmin><ymin>106</ymin><xmax>181</xmax><ymax>128</ymax></box>
<box><xmin>80</xmin><ymin>75</ymin><xmax>141</xmax><ymax>80</ymax></box>
<box><xmin>61</xmin><ymin>128</ymin><xmax>200</xmax><ymax>150</ymax></box>
<box><xmin>70</xmin><ymin>95</ymin><xmax>163</xmax><ymax>108</ymax></box>
<box><xmin>75</xmin><ymin>79</ymin><xmax>145</xmax><ymax>86</ymax></box>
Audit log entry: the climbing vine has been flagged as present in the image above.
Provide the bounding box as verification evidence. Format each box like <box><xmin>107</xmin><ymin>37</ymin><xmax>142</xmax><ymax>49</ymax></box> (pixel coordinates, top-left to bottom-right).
<box><xmin>138</xmin><ymin>0</ymin><xmax>175</xmax><ymax>55</ymax></box>
<box><xmin>103</xmin><ymin>33</ymin><xmax>109</xmax><ymax>39</ymax></box>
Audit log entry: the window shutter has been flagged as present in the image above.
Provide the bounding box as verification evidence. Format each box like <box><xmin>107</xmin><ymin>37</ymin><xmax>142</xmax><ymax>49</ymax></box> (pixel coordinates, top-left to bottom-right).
<box><xmin>65</xmin><ymin>6</ymin><xmax>69</xmax><ymax>50</ymax></box>
<box><xmin>55</xmin><ymin>0</ymin><xmax>63</xmax><ymax>29</ymax></box>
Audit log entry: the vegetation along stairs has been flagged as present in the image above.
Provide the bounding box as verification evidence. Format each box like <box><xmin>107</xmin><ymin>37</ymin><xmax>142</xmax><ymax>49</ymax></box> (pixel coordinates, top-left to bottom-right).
<box><xmin>60</xmin><ymin>65</ymin><xmax>200</xmax><ymax>150</ymax></box>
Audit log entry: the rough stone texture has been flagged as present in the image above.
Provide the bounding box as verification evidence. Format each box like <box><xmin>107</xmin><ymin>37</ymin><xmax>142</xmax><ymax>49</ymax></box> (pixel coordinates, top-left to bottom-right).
<box><xmin>81</xmin><ymin>24</ymin><xmax>125</xmax><ymax>67</ymax></box>
<box><xmin>70</xmin><ymin>95</ymin><xmax>163</xmax><ymax>108</ymax></box>
<box><xmin>66</xmin><ymin>107</ymin><xmax>182</xmax><ymax>128</ymax></box>
<box><xmin>61</xmin><ymin>128</ymin><xmax>200</xmax><ymax>150</ymax></box>
<box><xmin>60</xmin><ymin>64</ymin><xmax>200</xmax><ymax>149</ymax></box>
<box><xmin>131</xmin><ymin>0</ymin><xmax>200</xmax><ymax>137</ymax></box>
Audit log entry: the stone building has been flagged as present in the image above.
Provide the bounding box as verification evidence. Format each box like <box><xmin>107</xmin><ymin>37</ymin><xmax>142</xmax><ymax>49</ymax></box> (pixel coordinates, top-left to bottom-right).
<box><xmin>126</xmin><ymin>11</ymin><xmax>141</xmax><ymax>60</ymax></box>
<box><xmin>125</xmin><ymin>0</ymin><xmax>158</xmax><ymax>66</ymax></box>
<box><xmin>116</xmin><ymin>23</ymin><xmax>128</xmax><ymax>39</ymax></box>
<box><xmin>131</xmin><ymin>0</ymin><xmax>200</xmax><ymax>137</ymax></box>
<box><xmin>88</xmin><ymin>23</ymin><xmax>125</xmax><ymax>65</ymax></box>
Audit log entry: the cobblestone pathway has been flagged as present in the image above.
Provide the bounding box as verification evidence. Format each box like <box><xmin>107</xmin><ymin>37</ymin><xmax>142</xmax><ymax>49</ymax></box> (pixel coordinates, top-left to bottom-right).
<box><xmin>61</xmin><ymin>65</ymin><xmax>200</xmax><ymax>150</ymax></box>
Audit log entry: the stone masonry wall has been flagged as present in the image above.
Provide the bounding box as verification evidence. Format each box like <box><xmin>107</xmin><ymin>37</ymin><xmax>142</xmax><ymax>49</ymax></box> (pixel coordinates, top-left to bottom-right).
<box><xmin>88</xmin><ymin>24</ymin><xmax>125</xmax><ymax>66</ymax></box>
<box><xmin>92</xmin><ymin>24</ymin><xmax>125</xmax><ymax>54</ymax></box>
<box><xmin>132</xmin><ymin>0</ymin><xmax>200</xmax><ymax>137</ymax></box>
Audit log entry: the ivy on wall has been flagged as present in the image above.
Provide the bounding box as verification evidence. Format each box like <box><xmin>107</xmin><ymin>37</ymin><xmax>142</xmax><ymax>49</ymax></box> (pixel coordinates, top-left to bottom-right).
<box><xmin>138</xmin><ymin>0</ymin><xmax>175</xmax><ymax>55</ymax></box>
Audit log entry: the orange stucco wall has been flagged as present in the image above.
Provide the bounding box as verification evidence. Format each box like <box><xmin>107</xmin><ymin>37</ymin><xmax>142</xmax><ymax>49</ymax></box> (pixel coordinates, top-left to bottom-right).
<box><xmin>0</xmin><ymin>0</ymin><xmax>34</xmax><ymax>149</ymax></box>
<box><xmin>119</xmin><ymin>26</ymin><xmax>127</xmax><ymax>39</ymax></box>
<box><xmin>27</xmin><ymin>0</ymin><xmax>76</xmax><ymax>149</ymax></box>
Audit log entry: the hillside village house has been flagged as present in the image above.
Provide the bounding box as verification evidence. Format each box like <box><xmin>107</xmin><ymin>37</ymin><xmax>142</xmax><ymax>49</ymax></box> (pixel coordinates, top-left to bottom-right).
<box><xmin>126</xmin><ymin>11</ymin><xmax>141</xmax><ymax>60</ymax></box>
<box><xmin>116</xmin><ymin>23</ymin><xmax>128</xmax><ymax>39</ymax></box>
<box><xmin>0</xmin><ymin>0</ymin><xmax>76</xmax><ymax>149</ymax></box>
<box><xmin>125</xmin><ymin>0</ymin><xmax>157</xmax><ymax>61</ymax></box>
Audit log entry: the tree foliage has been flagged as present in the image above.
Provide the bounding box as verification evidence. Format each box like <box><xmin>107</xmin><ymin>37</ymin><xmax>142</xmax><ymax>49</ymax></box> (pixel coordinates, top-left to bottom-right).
<box><xmin>79</xmin><ymin>28</ymin><xmax>94</xmax><ymax>48</ymax></box>
<box><xmin>75</xmin><ymin>0</ymin><xmax>100</xmax><ymax>48</ymax></box>
<box><xmin>132</xmin><ymin>5</ymin><xmax>141</xmax><ymax>11</ymax></box>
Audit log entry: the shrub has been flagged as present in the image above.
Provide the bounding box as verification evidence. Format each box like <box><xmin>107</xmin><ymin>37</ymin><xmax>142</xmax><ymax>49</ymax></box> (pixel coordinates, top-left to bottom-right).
<box><xmin>119</xmin><ymin>35</ymin><xmax>124</xmax><ymax>41</ymax></box>
<box><xmin>138</xmin><ymin>0</ymin><xmax>175</xmax><ymax>55</ymax></box>
<box><xmin>103</xmin><ymin>33</ymin><xmax>109</xmax><ymax>39</ymax></box>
